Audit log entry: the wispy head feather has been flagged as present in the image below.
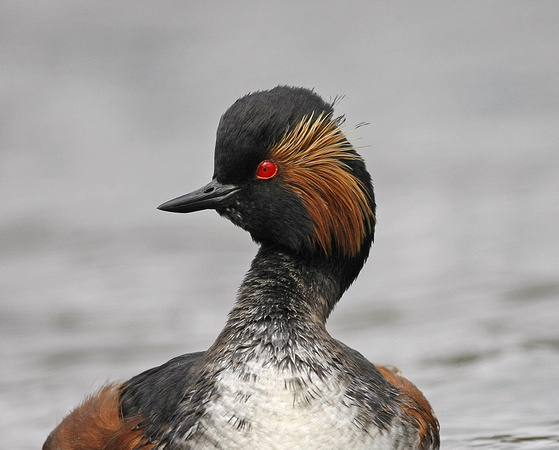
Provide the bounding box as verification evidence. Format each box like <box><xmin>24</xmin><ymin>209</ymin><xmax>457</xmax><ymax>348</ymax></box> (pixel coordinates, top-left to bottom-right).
<box><xmin>269</xmin><ymin>113</ymin><xmax>375</xmax><ymax>257</ymax></box>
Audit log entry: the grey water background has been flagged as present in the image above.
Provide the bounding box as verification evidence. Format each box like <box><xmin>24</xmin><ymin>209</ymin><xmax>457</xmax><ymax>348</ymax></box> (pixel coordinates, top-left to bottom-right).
<box><xmin>1</xmin><ymin>2</ymin><xmax>558</xmax><ymax>448</ymax></box>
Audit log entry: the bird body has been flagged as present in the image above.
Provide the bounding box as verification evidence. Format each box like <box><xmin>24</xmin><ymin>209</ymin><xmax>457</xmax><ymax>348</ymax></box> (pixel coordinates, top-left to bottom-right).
<box><xmin>44</xmin><ymin>86</ymin><xmax>439</xmax><ymax>449</ymax></box>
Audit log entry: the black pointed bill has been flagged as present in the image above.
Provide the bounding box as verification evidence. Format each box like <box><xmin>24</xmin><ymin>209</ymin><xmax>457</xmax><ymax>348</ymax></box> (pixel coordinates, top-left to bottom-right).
<box><xmin>158</xmin><ymin>179</ymin><xmax>240</xmax><ymax>213</ymax></box>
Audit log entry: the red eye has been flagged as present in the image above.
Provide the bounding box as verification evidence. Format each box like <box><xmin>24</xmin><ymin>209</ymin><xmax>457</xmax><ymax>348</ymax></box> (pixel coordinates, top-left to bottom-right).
<box><xmin>256</xmin><ymin>160</ymin><xmax>278</xmax><ymax>180</ymax></box>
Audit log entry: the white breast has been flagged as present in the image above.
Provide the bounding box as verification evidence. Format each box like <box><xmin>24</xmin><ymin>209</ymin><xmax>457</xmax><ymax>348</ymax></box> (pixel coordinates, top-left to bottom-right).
<box><xmin>191</xmin><ymin>357</ymin><xmax>408</xmax><ymax>450</ymax></box>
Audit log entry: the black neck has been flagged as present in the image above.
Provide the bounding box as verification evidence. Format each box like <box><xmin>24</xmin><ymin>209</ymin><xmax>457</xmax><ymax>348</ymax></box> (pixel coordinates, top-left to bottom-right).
<box><xmin>231</xmin><ymin>245</ymin><xmax>343</xmax><ymax>326</ymax></box>
<box><xmin>207</xmin><ymin>243</ymin><xmax>370</xmax><ymax>354</ymax></box>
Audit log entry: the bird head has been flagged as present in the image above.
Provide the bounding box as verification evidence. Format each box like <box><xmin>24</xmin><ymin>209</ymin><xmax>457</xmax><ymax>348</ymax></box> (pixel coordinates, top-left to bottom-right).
<box><xmin>159</xmin><ymin>86</ymin><xmax>376</xmax><ymax>262</ymax></box>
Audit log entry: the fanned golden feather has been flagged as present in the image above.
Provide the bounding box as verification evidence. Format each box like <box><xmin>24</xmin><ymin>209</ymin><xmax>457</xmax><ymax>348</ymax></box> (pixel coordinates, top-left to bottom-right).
<box><xmin>269</xmin><ymin>113</ymin><xmax>375</xmax><ymax>257</ymax></box>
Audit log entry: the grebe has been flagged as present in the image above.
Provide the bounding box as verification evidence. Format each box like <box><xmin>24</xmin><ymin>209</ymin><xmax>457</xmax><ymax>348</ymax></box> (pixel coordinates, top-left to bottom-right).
<box><xmin>44</xmin><ymin>86</ymin><xmax>439</xmax><ymax>449</ymax></box>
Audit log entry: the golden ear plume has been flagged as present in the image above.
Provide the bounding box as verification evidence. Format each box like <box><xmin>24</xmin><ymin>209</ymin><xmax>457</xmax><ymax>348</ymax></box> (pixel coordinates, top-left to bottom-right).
<box><xmin>269</xmin><ymin>113</ymin><xmax>375</xmax><ymax>257</ymax></box>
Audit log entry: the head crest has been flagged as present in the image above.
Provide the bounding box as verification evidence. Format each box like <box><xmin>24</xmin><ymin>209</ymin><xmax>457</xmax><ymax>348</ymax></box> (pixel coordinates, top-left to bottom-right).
<box><xmin>269</xmin><ymin>113</ymin><xmax>375</xmax><ymax>257</ymax></box>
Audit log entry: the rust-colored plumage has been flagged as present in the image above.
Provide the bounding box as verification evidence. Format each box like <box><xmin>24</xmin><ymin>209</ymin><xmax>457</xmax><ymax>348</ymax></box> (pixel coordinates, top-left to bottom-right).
<box><xmin>377</xmin><ymin>365</ymin><xmax>440</xmax><ymax>449</ymax></box>
<box><xmin>43</xmin><ymin>385</ymin><xmax>152</xmax><ymax>450</ymax></box>
<box><xmin>269</xmin><ymin>113</ymin><xmax>375</xmax><ymax>257</ymax></box>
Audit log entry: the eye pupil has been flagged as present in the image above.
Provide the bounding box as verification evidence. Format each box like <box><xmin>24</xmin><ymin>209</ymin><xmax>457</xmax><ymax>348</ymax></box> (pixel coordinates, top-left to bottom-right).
<box><xmin>256</xmin><ymin>160</ymin><xmax>278</xmax><ymax>180</ymax></box>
